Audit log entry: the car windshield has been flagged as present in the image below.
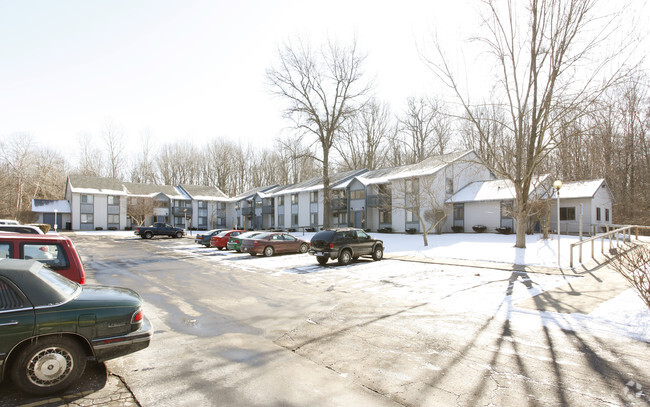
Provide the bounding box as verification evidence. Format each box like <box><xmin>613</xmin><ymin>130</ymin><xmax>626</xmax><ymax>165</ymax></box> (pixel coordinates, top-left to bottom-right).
<box><xmin>35</xmin><ymin>266</ymin><xmax>80</xmax><ymax>298</ymax></box>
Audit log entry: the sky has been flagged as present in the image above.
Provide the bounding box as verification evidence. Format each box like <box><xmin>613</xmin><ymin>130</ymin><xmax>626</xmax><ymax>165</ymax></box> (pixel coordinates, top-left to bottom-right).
<box><xmin>1</xmin><ymin>0</ymin><xmax>648</xmax><ymax>164</ymax></box>
<box><xmin>0</xmin><ymin>0</ymin><xmax>477</xmax><ymax>161</ymax></box>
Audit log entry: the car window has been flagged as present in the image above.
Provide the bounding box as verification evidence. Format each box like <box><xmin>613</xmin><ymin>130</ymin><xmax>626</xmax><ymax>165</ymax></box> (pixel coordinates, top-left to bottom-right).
<box><xmin>284</xmin><ymin>235</ymin><xmax>297</xmax><ymax>242</ymax></box>
<box><xmin>35</xmin><ymin>267</ymin><xmax>79</xmax><ymax>298</ymax></box>
<box><xmin>0</xmin><ymin>278</ymin><xmax>26</xmax><ymax>310</ymax></box>
<box><xmin>356</xmin><ymin>230</ymin><xmax>369</xmax><ymax>239</ymax></box>
<box><xmin>0</xmin><ymin>243</ymin><xmax>10</xmax><ymax>259</ymax></box>
<box><xmin>23</xmin><ymin>244</ymin><xmax>69</xmax><ymax>270</ymax></box>
<box><xmin>255</xmin><ymin>232</ymin><xmax>271</xmax><ymax>240</ymax></box>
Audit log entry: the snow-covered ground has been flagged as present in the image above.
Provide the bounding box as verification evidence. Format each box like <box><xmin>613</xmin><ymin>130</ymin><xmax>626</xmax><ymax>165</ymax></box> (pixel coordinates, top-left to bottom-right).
<box><xmin>72</xmin><ymin>230</ymin><xmax>650</xmax><ymax>342</ymax></box>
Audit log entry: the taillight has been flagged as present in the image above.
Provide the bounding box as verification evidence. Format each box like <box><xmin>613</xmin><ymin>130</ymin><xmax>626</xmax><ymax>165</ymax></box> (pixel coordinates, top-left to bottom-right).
<box><xmin>131</xmin><ymin>310</ymin><xmax>144</xmax><ymax>323</ymax></box>
<box><xmin>329</xmin><ymin>243</ymin><xmax>334</xmax><ymax>249</ymax></box>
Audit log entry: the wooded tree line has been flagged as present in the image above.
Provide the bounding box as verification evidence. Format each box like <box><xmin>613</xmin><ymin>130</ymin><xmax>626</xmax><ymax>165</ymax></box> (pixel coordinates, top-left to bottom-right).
<box><xmin>1</xmin><ymin>0</ymin><xmax>647</xmax><ymax>234</ymax></box>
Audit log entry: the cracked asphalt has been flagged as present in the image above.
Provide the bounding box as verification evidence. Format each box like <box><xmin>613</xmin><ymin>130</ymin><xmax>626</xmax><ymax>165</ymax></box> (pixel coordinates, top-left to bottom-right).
<box><xmin>1</xmin><ymin>234</ymin><xmax>648</xmax><ymax>406</ymax></box>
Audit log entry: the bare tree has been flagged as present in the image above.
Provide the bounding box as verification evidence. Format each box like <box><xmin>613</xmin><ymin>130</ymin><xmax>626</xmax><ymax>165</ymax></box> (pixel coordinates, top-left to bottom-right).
<box><xmin>127</xmin><ymin>196</ymin><xmax>154</xmax><ymax>227</ymax></box>
<box><xmin>335</xmin><ymin>99</ymin><xmax>393</xmax><ymax>170</ymax></box>
<box><xmin>130</xmin><ymin>129</ymin><xmax>158</xmax><ymax>184</ymax></box>
<box><xmin>397</xmin><ymin>96</ymin><xmax>452</xmax><ymax>164</ymax></box>
<box><xmin>390</xmin><ymin>176</ymin><xmax>450</xmax><ymax>246</ymax></box>
<box><xmin>611</xmin><ymin>242</ymin><xmax>650</xmax><ymax>309</ymax></box>
<box><xmin>102</xmin><ymin>121</ymin><xmax>126</xmax><ymax>180</ymax></box>
<box><xmin>427</xmin><ymin>0</ymin><xmax>636</xmax><ymax>248</ymax></box>
<box><xmin>76</xmin><ymin>133</ymin><xmax>104</xmax><ymax>176</ymax></box>
<box><xmin>267</xmin><ymin>37</ymin><xmax>371</xmax><ymax>228</ymax></box>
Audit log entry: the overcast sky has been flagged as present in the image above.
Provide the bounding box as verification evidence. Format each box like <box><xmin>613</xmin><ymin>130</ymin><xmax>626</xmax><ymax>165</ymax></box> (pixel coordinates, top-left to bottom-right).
<box><xmin>1</xmin><ymin>0</ymin><xmax>647</xmax><ymax>163</ymax></box>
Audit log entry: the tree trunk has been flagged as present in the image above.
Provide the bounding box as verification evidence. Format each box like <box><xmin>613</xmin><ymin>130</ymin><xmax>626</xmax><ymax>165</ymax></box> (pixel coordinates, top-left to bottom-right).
<box><xmin>515</xmin><ymin>209</ymin><xmax>528</xmax><ymax>248</ymax></box>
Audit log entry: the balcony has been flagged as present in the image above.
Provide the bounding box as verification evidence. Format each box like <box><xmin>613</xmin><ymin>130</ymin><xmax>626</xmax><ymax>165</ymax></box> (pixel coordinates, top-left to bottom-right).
<box><xmin>262</xmin><ymin>205</ymin><xmax>274</xmax><ymax>214</ymax></box>
<box><xmin>367</xmin><ymin>195</ymin><xmax>391</xmax><ymax>208</ymax></box>
<box><xmin>172</xmin><ymin>207</ymin><xmax>192</xmax><ymax>216</ymax></box>
<box><xmin>330</xmin><ymin>198</ymin><xmax>347</xmax><ymax>212</ymax></box>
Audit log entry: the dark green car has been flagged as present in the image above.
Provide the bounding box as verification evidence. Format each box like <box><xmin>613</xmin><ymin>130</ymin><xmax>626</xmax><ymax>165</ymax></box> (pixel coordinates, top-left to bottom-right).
<box><xmin>0</xmin><ymin>259</ymin><xmax>153</xmax><ymax>395</ymax></box>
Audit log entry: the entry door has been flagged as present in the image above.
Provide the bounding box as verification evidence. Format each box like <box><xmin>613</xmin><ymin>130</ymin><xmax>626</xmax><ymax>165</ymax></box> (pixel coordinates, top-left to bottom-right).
<box><xmin>354</xmin><ymin>211</ymin><xmax>363</xmax><ymax>229</ymax></box>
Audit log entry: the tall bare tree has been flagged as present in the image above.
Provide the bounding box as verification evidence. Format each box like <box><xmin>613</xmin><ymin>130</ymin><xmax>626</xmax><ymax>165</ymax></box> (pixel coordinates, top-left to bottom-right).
<box><xmin>267</xmin><ymin>37</ymin><xmax>371</xmax><ymax>228</ymax></box>
<box><xmin>427</xmin><ymin>0</ymin><xmax>636</xmax><ymax>248</ymax></box>
<box><xmin>397</xmin><ymin>96</ymin><xmax>452</xmax><ymax>165</ymax></box>
<box><xmin>102</xmin><ymin>120</ymin><xmax>126</xmax><ymax>180</ymax></box>
<box><xmin>76</xmin><ymin>133</ymin><xmax>104</xmax><ymax>176</ymax></box>
<box><xmin>335</xmin><ymin>99</ymin><xmax>394</xmax><ymax>171</ymax></box>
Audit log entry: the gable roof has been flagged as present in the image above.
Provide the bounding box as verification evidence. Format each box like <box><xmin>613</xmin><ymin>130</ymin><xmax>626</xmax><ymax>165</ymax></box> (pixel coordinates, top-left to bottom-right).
<box><xmin>555</xmin><ymin>179</ymin><xmax>613</xmax><ymax>201</ymax></box>
<box><xmin>178</xmin><ymin>184</ymin><xmax>227</xmax><ymax>201</ymax></box>
<box><xmin>354</xmin><ymin>150</ymin><xmax>474</xmax><ymax>186</ymax></box>
<box><xmin>271</xmin><ymin>169</ymin><xmax>368</xmax><ymax>196</ymax></box>
<box><xmin>31</xmin><ymin>199</ymin><xmax>72</xmax><ymax>213</ymax></box>
<box><xmin>67</xmin><ymin>175</ymin><xmax>127</xmax><ymax>195</ymax></box>
<box><xmin>448</xmin><ymin>175</ymin><xmax>551</xmax><ymax>203</ymax></box>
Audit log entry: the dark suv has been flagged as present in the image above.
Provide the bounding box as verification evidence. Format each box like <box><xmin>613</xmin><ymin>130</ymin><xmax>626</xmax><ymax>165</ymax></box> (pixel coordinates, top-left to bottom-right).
<box><xmin>309</xmin><ymin>228</ymin><xmax>384</xmax><ymax>266</ymax></box>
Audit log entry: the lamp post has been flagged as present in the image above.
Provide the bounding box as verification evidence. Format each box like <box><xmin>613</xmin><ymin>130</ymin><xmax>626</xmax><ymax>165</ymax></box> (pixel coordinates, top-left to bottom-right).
<box><xmin>553</xmin><ymin>180</ymin><xmax>563</xmax><ymax>266</ymax></box>
<box><xmin>184</xmin><ymin>208</ymin><xmax>187</xmax><ymax>234</ymax></box>
<box><xmin>54</xmin><ymin>209</ymin><xmax>58</xmax><ymax>232</ymax></box>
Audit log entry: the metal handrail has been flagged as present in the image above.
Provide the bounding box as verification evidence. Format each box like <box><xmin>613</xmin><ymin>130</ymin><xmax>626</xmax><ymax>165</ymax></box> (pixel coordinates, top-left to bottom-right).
<box><xmin>569</xmin><ymin>225</ymin><xmax>650</xmax><ymax>267</ymax></box>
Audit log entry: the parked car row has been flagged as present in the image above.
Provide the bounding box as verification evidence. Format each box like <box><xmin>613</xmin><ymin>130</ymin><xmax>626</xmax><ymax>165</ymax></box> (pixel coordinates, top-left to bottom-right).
<box><xmin>192</xmin><ymin>227</ymin><xmax>384</xmax><ymax>266</ymax></box>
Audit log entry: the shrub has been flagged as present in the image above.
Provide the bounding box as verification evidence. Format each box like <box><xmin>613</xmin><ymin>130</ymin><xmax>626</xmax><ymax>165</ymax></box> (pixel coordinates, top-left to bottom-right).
<box><xmin>496</xmin><ymin>226</ymin><xmax>512</xmax><ymax>235</ymax></box>
<box><xmin>29</xmin><ymin>223</ymin><xmax>51</xmax><ymax>234</ymax></box>
<box><xmin>472</xmin><ymin>225</ymin><xmax>487</xmax><ymax>233</ymax></box>
<box><xmin>451</xmin><ymin>226</ymin><xmax>463</xmax><ymax>233</ymax></box>
<box><xmin>406</xmin><ymin>228</ymin><xmax>417</xmax><ymax>234</ymax></box>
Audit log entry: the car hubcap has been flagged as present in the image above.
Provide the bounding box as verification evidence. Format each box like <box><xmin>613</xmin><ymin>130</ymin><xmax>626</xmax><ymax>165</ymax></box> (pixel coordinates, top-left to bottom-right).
<box><xmin>28</xmin><ymin>347</ymin><xmax>73</xmax><ymax>386</ymax></box>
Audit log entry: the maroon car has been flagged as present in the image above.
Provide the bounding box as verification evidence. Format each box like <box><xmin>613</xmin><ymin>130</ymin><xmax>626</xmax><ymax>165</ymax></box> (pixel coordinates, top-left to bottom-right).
<box><xmin>241</xmin><ymin>232</ymin><xmax>310</xmax><ymax>257</ymax></box>
<box><xmin>210</xmin><ymin>230</ymin><xmax>244</xmax><ymax>250</ymax></box>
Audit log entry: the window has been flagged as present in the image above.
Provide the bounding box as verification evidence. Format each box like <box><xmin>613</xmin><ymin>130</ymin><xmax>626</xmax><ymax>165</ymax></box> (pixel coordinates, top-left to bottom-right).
<box><xmin>291</xmin><ymin>194</ymin><xmax>298</xmax><ymax>205</ymax></box>
<box><xmin>198</xmin><ymin>209</ymin><xmax>208</xmax><ymax>217</ymax></box>
<box><xmin>291</xmin><ymin>214</ymin><xmax>299</xmax><ymax>226</ymax></box>
<box><xmin>81</xmin><ymin>194</ymin><xmax>93</xmax><ymax>204</ymax></box>
<box><xmin>81</xmin><ymin>214</ymin><xmax>94</xmax><ymax>224</ymax></box>
<box><xmin>198</xmin><ymin>201</ymin><xmax>207</xmax><ymax>209</ymax></box>
<box><xmin>453</xmin><ymin>203</ymin><xmax>464</xmax><ymax>221</ymax></box>
<box><xmin>405</xmin><ymin>178</ymin><xmax>419</xmax><ymax>195</ymax></box>
<box><xmin>278</xmin><ymin>216</ymin><xmax>284</xmax><ymax>227</ymax></box>
<box><xmin>334</xmin><ymin>212</ymin><xmax>347</xmax><ymax>225</ymax></box>
<box><xmin>0</xmin><ymin>243</ymin><xmax>11</xmax><ymax>259</ymax></box>
<box><xmin>605</xmin><ymin>208</ymin><xmax>610</xmax><ymax>222</ymax></box>
<box><xmin>23</xmin><ymin>243</ymin><xmax>69</xmax><ymax>270</ymax></box>
<box><xmin>0</xmin><ymin>279</ymin><xmax>25</xmax><ymax>310</ymax></box>
<box><xmin>446</xmin><ymin>177</ymin><xmax>454</xmax><ymax>194</ymax></box>
<box><xmin>255</xmin><ymin>201</ymin><xmax>262</xmax><ymax>208</ymax></box>
<box><xmin>500</xmin><ymin>201</ymin><xmax>513</xmax><ymax>219</ymax></box>
<box><xmin>278</xmin><ymin>196</ymin><xmax>284</xmax><ymax>206</ymax></box>
<box><xmin>310</xmin><ymin>213</ymin><xmax>318</xmax><ymax>225</ymax></box>
<box><xmin>107</xmin><ymin>214</ymin><xmax>119</xmax><ymax>224</ymax></box>
<box><xmin>406</xmin><ymin>208</ymin><xmax>417</xmax><ymax>222</ymax></box>
<box><xmin>107</xmin><ymin>195</ymin><xmax>119</xmax><ymax>205</ymax></box>
<box><xmin>350</xmin><ymin>190</ymin><xmax>365</xmax><ymax>200</ymax></box>
<box><xmin>216</xmin><ymin>202</ymin><xmax>225</xmax><ymax>210</ymax></box>
<box><xmin>379</xmin><ymin>209</ymin><xmax>392</xmax><ymax>224</ymax></box>
<box><xmin>596</xmin><ymin>208</ymin><xmax>601</xmax><ymax>221</ymax></box>
<box><xmin>560</xmin><ymin>207</ymin><xmax>576</xmax><ymax>221</ymax></box>
<box><xmin>310</xmin><ymin>191</ymin><xmax>318</xmax><ymax>203</ymax></box>
<box><xmin>154</xmin><ymin>200</ymin><xmax>169</xmax><ymax>208</ymax></box>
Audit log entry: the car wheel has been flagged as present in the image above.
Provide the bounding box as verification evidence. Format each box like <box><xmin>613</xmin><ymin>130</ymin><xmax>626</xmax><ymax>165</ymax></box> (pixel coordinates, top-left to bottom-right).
<box><xmin>218</xmin><ymin>247</ymin><xmax>223</xmax><ymax>250</ymax></box>
<box><xmin>249</xmin><ymin>253</ymin><xmax>256</xmax><ymax>256</ymax></box>
<box><xmin>175</xmin><ymin>231</ymin><xmax>183</xmax><ymax>238</ymax></box>
<box><xmin>372</xmin><ymin>245</ymin><xmax>384</xmax><ymax>261</ymax></box>
<box><xmin>144</xmin><ymin>231</ymin><xmax>153</xmax><ymax>239</ymax></box>
<box><xmin>316</xmin><ymin>256</ymin><xmax>328</xmax><ymax>265</ymax></box>
<box><xmin>338</xmin><ymin>249</ymin><xmax>352</xmax><ymax>266</ymax></box>
<box><xmin>11</xmin><ymin>336</ymin><xmax>86</xmax><ymax>396</ymax></box>
<box><xmin>352</xmin><ymin>256</ymin><xmax>359</xmax><ymax>261</ymax></box>
<box><xmin>236</xmin><ymin>249</ymin><xmax>241</xmax><ymax>253</ymax></box>
<box><xmin>204</xmin><ymin>244</ymin><xmax>210</xmax><ymax>248</ymax></box>
<box><xmin>263</xmin><ymin>246</ymin><xmax>275</xmax><ymax>257</ymax></box>
<box><xmin>299</xmin><ymin>243</ymin><xmax>309</xmax><ymax>253</ymax></box>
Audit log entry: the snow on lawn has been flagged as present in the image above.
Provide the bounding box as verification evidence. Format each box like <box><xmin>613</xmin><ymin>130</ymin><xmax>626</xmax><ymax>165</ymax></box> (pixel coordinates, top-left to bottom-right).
<box><xmin>74</xmin><ymin>230</ymin><xmax>650</xmax><ymax>342</ymax></box>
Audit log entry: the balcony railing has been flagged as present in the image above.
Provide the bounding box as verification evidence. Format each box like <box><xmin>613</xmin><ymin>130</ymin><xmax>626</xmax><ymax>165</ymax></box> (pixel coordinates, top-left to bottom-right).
<box><xmin>262</xmin><ymin>205</ymin><xmax>274</xmax><ymax>214</ymax></box>
<box><xmin>367</xmin><ymin>195</ymin><xmax>391</xmax><ymax>208</ymax></box>
<box><xmin>172</xmin><ymin>207</ymin><xmax>192</xmax><ymax>216</ymax></box>
<box><xmin>241</xmin><ymin>207</ymin><xmax>253</xmax><ymax>216</ymax></box>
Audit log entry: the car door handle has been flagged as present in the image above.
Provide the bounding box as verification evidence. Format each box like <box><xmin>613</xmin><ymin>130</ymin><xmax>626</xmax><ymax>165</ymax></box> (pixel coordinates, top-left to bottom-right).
<box><xmin>0</xmin><ymin>321</ymin><xmax>19</xmax><ymax>326</ymax></box>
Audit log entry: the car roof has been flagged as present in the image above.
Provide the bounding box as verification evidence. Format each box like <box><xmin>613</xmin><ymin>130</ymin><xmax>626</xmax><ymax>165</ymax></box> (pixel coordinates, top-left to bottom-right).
<box><xmin>0</xmin><ymin>224</ymin><xmax>44</xmax><ymax>234</ymax></box>
<box><xmin>0</xmin><ymin>259</ymin><xmax>75</xmax><ymax>305</ymax></box>
<box><xmin>0</xmin><ymin>233</ymin><xmax>71</xmax><ymax>242</ymax></box>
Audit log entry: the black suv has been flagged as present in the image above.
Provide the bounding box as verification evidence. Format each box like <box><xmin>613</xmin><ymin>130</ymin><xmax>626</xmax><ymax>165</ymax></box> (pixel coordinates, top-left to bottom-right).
<box><xmin>309</xmin><ymin>228</ymin><xmax>384</xmax><ymax>266</ymax></box>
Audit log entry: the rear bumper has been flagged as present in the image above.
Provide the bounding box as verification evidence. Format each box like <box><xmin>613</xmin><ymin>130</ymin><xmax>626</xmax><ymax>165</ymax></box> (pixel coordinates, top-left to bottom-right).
<box><xmin>91</xmin><ymin>316</ymin><xmax>153</xmax><ymax>362</ymax></box>
<box><xmin>308</xmin><ymin>249</ymin><xmax>336</xmax><ymax>259</ymax></box>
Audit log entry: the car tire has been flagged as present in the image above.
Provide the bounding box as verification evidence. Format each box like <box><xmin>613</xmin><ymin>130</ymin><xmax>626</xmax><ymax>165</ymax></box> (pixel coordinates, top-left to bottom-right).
<box><xmin>263</xmin><ymin>246</ymin><xmax>275</xmax><ymax>257</ymax></box>
<box><xmin>236</xmin><ymin>249</ymin><xmax>241</xmax><ymax>253</ymax></box>
<box><xmin>249</xmin><ymin>253</ymin><xmax>256</xmax><ymax>256</ymax></box>
<box><xmin>299</xmin><ymin>243</ymin><xmax>309</xmax><ymax>253</ymax></box>
<box><xmin>338</xmin><ymin>249</ymin><xmax>352</xmax><ymax>266</ymax></box>
<box><xmin>144</xmin><ymin>231</ymin><xmax>153</xmax><ymax>239</ymax></box>
<box><xmin>204</xmin><ymin>244</ymin><xmax>210</xmax><ymax>248</ymax></box>
<box><xmin>218</xmin><ymin>247</ymin><xmax>223</xmax><ymax>250</ymax></box>
<box><xmin>372</xmin><ymin>245</ymin><xmax>384</xmax><ymax>261</ymax></box>
<box><xmin>316</xmin><ymin>256</ymin><xmax>328</xmax><ymax>265</ymax></box>
<box><xmin>11</xmin><ymin>336</ymin><xmax>87</xmax><ymax>396</ymax></box>
<box><xmin>175</xmin><ymin>231</ymin><xmax>183</xmax><ymax>238</ymax></box>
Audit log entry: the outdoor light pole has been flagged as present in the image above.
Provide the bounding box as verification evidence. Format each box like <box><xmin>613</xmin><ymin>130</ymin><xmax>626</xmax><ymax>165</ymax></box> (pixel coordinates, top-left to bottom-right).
<box><xmin>553</xmin><ymin>180</ymin><xmax>563</xmax><ymax>266</ymax></box>
<box><xmin>184</xmin><ymin>208</ymin><xmax>187</xmax><ymax>233</ymax></box>
<box><xmin>54</xmin><ymin>209</ymin><xmax>58</xmax><ymax>232</ymax></box>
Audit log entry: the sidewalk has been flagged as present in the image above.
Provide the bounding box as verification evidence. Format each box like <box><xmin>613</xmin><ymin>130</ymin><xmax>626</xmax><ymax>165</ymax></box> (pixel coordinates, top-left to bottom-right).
<box><xmin>384</xmin><ymin>252</ymin><xmax>630</xmax><ymax>315</ymax></box>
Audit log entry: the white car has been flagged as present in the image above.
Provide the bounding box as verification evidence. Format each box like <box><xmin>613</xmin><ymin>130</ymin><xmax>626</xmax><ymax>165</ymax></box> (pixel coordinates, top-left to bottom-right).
<box><xmin>0</xmin><ymin>219</ymin><xmax>19</xmax><ymax>225</ymax></box>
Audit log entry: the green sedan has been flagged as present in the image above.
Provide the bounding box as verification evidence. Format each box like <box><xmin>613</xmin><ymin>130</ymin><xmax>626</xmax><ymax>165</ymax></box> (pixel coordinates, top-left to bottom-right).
<box><xmin>226</xmin><ymin>231</ymin><xmax>263</xmax><ymax>252</ymax></box>
<box><xmin>0</xmin><ymin>259</ymin><xmax>153</xmax><ymax>395</ymax></box>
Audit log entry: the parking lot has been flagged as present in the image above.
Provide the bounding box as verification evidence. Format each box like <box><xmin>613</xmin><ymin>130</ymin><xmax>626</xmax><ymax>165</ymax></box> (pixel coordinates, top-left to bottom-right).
<box><xmin>2</xmin><ymin>232</ymin><xmax>649</xmax><ymax>406</ymax></box>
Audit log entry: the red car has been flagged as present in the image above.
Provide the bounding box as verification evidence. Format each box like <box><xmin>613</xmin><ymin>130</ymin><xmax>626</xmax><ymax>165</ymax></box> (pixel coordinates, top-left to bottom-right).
<box><xmin>240</xmin><ymin>232</ymin><xmax>310</xmax><ymax>257</ymax></box>
<box><xmin>210</xmin><ymin>230</ymin><xmax>244</xmax><ymax>250</ymax></box>
<box><xmin>0</xmin><ymin>233</ymin><xmax>86</xmax><ymax>283</ymax></box>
